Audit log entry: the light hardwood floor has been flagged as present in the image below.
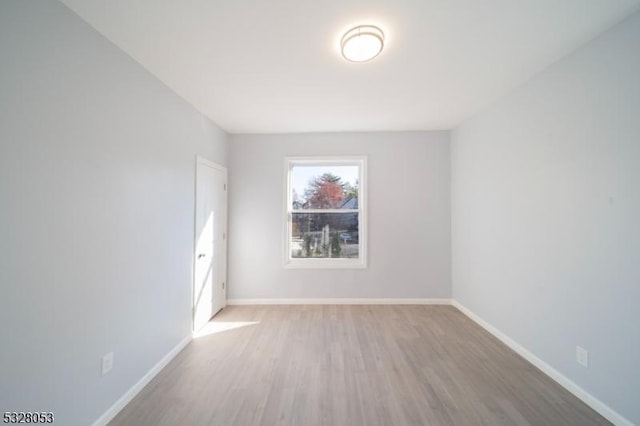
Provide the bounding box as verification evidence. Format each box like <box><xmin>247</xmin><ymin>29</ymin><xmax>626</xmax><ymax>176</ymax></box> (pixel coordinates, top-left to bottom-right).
<box><xmin>109</xmin><ymin>305</ymin><xmax>610</xmax><ymax>426</ymax></box>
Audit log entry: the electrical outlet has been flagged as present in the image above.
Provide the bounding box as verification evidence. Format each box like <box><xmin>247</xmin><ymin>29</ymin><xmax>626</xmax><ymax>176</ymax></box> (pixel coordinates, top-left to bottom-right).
<box><xmin>101</xmin><ymin>352</ymin><xmax>114</xmax><ymax>376</ymax></box>
<box><xmin>576</xmin><ymin>346</ymin><xmax>589</xmax><ymax>368</ymax></box>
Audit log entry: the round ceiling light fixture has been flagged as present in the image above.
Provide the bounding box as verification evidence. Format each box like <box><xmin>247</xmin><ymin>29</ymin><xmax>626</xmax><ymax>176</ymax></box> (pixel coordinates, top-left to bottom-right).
<box><xmin>340</xmin><ymin>25</ymin><xmax>384</xmax><ymax>63</ymax></box>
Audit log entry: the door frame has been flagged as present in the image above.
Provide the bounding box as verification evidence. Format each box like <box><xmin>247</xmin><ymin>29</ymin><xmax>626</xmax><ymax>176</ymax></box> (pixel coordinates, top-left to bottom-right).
<box><xmin>192</xmin><ymin>156</ymin><xmax>228</xmax><ymax>333</ymax></box>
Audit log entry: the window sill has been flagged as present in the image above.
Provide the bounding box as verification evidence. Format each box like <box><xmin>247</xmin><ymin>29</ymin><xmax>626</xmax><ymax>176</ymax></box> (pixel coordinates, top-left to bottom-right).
<box><xmin>284</xmin><ymin>259</ymin><xmax>367</xmax><ymax>269</ymax></box>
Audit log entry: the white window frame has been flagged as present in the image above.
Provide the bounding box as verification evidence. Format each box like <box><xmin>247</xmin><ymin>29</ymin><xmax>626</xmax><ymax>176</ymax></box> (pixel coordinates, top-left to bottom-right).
<box><xmin>284</xmin><ymin>156</ymin><xmax>367</xmax><ymax>269</ymax></box>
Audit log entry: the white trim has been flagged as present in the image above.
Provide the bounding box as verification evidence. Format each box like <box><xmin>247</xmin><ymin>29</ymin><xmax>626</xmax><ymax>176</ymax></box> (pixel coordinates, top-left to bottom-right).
<box><xmin>91</xmin><ymin>335</ymin><xmax>192</xmax><ymax>426</ymax></box>
<box><xmin>282</xmin><ymin>258</ymin><xmax>368</xmax><ymax>269</ymax></box>
<box><xmin>196</xmin><ymin>155</ymin><xmax>226</xmax><ymax>172</ymax></box>
<box><xmin>283</xmin><ymin>156</ymin><xmax>368</xmax><ymax>269</ymax></box>
<box><xmin>227</xmin><ymin>298</ymin><xmax>452</xmax><ymax>305</ymax></box>
<box><xmin>284</xmin><ymin>156</ymin><xmax>369</xmax><ymax>166</ymax></box>
<box><xmin>451</xmin><ymin>300</ymin><xmax>633</xmax><ymax>426</ymax></box>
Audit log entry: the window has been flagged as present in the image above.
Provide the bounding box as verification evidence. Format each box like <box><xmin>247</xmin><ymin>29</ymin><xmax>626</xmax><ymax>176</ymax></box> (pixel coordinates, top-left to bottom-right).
<box><xmin>284</xmin><ymin>156</ymin><xmax>367</xmax><ymax>268</ymax></box>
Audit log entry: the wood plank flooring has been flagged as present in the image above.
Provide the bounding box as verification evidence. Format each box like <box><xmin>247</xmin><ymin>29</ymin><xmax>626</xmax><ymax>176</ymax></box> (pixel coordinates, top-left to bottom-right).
<box><xmin>109</xmin><ymin>305</ymin><xmax>610</xmax><ymax>426</ymax></box>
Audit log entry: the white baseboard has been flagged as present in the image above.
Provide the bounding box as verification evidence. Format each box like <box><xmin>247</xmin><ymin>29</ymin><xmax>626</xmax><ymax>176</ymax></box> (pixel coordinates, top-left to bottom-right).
<box><xmin>451</xmin><ymin>300</ymin><xmax>632</xmax><ymax>426</ymax></box>
<box><xmin>227</xmin><ymin>298</ymin><xmax>452</xmax><ymax>305</ymax></box>
<box><xmin>92</xmin><ymin>335</ymin><xmax>192</xmax><ymax>426</ymax></box>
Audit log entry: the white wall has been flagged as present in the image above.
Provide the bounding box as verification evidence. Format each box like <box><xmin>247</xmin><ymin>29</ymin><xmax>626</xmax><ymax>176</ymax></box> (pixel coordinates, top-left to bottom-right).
<box><xmin>228</xmin><ymin>132</ymin><xmax>451</xmax><ymax>300</ymax></box>
<box><xmin>0</xmin><ymin>2</ymin><xmax>227</xmax><ymax>425</ymax></box>
<box><xmin>451</xmin><ymin>12</ymin><xmax>640</xmax><ymax>424</ymax></box>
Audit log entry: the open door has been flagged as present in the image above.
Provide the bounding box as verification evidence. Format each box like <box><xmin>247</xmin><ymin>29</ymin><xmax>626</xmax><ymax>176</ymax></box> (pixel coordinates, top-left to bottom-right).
<box><xmin>193</xmin><ymin>157</ymin><xmax>227</xmax><ymax>333</ymax></box>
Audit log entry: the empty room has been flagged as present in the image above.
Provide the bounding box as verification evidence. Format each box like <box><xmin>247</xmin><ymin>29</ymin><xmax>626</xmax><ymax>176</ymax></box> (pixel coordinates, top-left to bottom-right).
<box><xmin>1</xmin><ymin>1</ymin><xmax>639</xmax><ymax>425</ymax></box>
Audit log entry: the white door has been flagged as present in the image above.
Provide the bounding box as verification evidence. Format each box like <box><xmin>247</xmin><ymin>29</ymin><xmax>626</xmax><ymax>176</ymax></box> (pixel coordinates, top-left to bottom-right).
<box><xmin>193</xmin><ymin>158</ymin><xmax>227</xmax><ymax>333</ymax></box>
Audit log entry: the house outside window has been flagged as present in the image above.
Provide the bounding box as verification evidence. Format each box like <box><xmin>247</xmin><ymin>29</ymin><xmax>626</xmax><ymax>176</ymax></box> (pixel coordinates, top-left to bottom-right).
<box><xmin>284</xmin><ymin>156</ymin><xmax>367</xmax><ymax>268</ymax></box>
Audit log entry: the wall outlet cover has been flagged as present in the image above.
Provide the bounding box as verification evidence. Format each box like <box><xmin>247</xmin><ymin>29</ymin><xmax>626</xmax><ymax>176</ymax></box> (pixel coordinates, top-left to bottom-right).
<box><xmin>576</xmin><ymin>346</ymin><xmax>589</xmax><ymax>368</ymax></box>
<box><xmin>101</xmin><ymin>352</ymin><xmax>114</xmax><ymax>376</ymax></box>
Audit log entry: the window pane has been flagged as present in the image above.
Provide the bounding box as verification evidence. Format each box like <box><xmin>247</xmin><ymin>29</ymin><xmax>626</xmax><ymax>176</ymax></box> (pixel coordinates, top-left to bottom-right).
<box><xmin>291</xmin><ymin>165</ymin><xmax>359</xmax><ymax>209</ymax></box>
<box><xmin>291</xmin><ymin>213</ymin><xmax>359</xmax><ymax>259</ymax></box>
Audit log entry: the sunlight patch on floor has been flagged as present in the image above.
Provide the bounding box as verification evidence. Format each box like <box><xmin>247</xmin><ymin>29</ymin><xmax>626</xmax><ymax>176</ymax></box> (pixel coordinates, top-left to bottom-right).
<box><xmin>193</xmin><ymin>321</ymin><xmax>259</xmax><ymax>338</ymax></box>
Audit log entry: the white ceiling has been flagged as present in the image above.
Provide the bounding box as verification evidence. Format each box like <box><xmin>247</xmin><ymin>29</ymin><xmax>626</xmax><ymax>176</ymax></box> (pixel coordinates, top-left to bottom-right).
<box><xmin>60</xmin><ymin>0</ymin><xmax>640</xmax><ymax>134</ymax></box>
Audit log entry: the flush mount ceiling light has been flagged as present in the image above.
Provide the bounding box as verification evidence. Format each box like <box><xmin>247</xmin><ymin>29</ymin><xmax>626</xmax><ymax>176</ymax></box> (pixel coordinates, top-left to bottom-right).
<box><xmin>340</xmin><ymin>25</ymin><xmax>384</xmax><ymax>63</ymax></box>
